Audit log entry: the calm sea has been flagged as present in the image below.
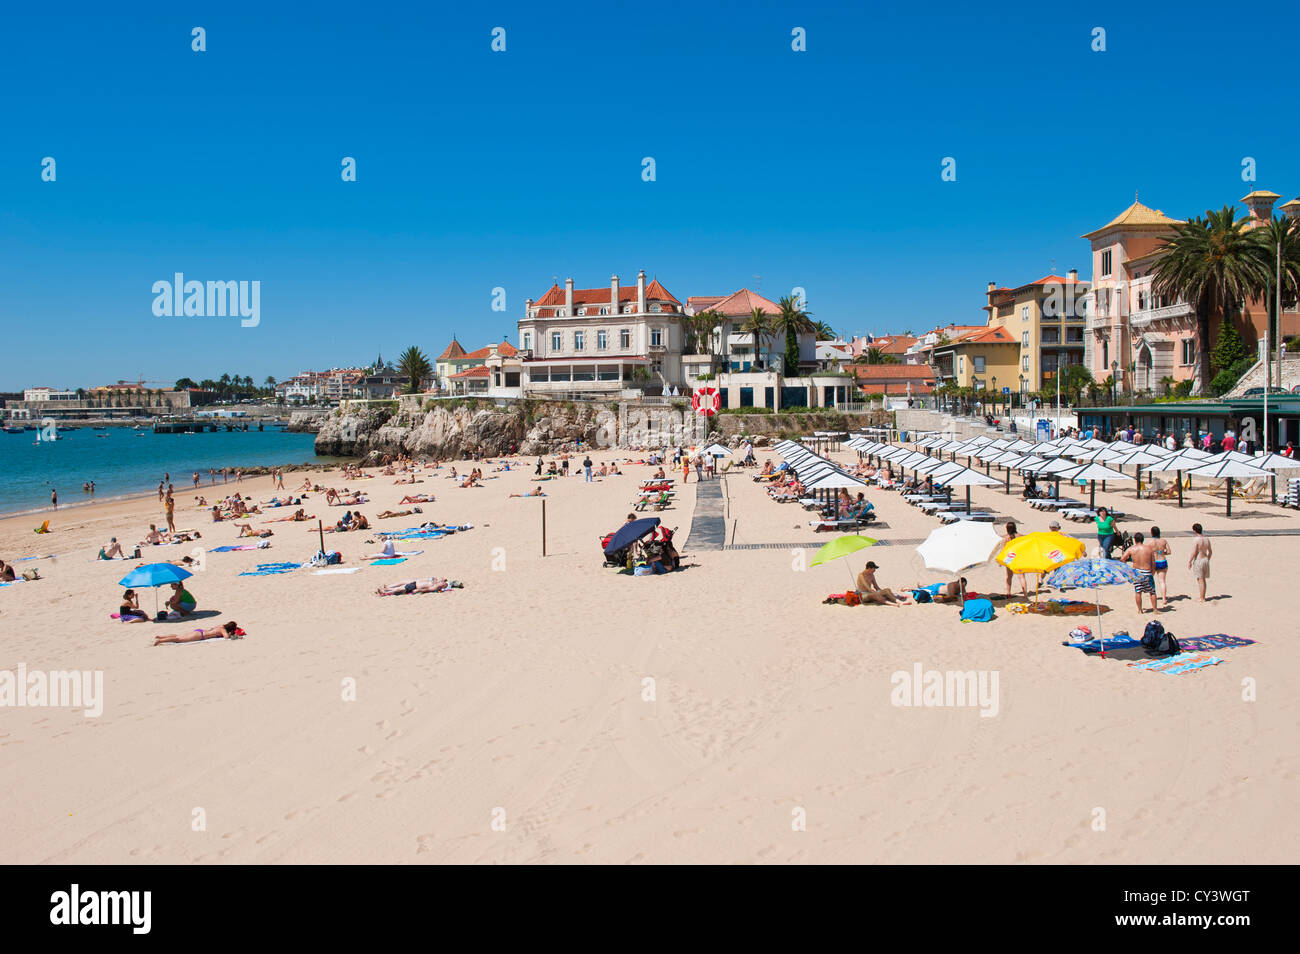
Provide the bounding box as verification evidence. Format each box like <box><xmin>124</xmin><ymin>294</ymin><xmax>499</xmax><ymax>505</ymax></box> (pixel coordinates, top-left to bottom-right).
<box><xmin>0</xmin><ymin>426</ymin><xmax>330</xmax><ymax>515</ymax></box>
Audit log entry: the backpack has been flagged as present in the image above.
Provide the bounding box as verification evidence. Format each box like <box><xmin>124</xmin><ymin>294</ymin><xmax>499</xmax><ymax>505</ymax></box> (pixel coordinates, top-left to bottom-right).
<box><xmin>1141</xmin><ymin>620</ymin><xmax>1180</xmax><ymax>655</ymax></box>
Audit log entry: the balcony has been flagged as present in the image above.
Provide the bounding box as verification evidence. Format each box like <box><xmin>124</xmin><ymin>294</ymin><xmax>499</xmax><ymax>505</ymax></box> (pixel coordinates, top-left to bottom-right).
<box><xmin>1130</xmin><ymin>301</ymin><xmax>1193</xmax><ymax>328</ymax></box>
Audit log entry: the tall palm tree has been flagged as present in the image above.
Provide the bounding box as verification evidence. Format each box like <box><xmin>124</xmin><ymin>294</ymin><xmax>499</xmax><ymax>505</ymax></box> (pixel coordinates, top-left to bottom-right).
<box><xmin>738</xmin><ymin>307</ymin><xmax>772</xmax><ymax>371</ymax></box>
<box><xmin>1150</xmin><ymin>206</ymin><xmax>1268</xmax><ymax>394</ymax></box>
<box><xmin>812</xmin><ymin>320</ymin><xmax>836</xmax><ymax>340</ymax></box>
<box><xmin>692</xmin><ymin>309</ymin><xmax>721</xmax><ymax>372</ymax></box>
<box><xmin>771</xmin><ymin>295</ymin><xmax>815</xmax><ymax>375</ymax></box>
<box><xmin>1254</xmin><ymin>215</ymin><xmax>1300</xmax><ymax>388</ymax></box>
<box><xmin>398</xmin><ymin>346</ymin><xmax>433</xmax><ymax>393</ymax></box>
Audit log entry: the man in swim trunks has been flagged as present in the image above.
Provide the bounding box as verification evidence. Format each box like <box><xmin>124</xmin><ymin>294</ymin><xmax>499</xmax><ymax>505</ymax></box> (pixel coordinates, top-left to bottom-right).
<box><xmin>1188</xmin><ymin>522</ymin><xmax>1212</xmax><ymax>602</ymax></box>
<box><xmin>1121</xmin><ymin>531</ymin><xmax>1158</xmax><ymax>613</ymax></box>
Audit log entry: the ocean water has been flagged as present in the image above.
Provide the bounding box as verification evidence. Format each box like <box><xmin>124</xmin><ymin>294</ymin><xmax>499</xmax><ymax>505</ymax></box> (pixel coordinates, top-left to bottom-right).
<box><xmin>0</xmin><ymin>426</ymin><xmax>327</xmax><ymax>515</ymax></box>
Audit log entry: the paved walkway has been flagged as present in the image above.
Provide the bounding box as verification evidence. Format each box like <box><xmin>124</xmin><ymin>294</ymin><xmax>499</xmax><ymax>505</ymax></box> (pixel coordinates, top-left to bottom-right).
<box><xmin>685</xmin><ymin>479</ymin><xmax>727</xmax><ymax>550</ymax></box>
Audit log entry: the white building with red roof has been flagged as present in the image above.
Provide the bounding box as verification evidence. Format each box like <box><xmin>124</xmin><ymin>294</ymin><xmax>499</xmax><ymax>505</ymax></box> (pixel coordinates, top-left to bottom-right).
<box><xmin>518</xmin><ymin>270</ymin><xmax>686</xmax><ymax>396</ymax></box>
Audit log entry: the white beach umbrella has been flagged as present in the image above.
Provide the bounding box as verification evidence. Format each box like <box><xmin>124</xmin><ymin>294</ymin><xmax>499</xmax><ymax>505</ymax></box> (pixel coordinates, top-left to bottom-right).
<box><xmin>1106</xmin><ymin>448</ymin><xmax>1168</xmax><ymax>500</ymax></box>
<box><xmin>804</xmin><ymin>470</ymin><xmax>868</xmax><ymax>490</ymax></box>
<box><xmin>1056</xmin><ymin>461</ymin><xmax>1133</xmax><ymax>509</ymax></box>
<box><xmin>1189</xmin><ymin>457</ymin><xmax>1272</xmax><ymax>516</ymax></box>
<box><xmin>916</xmin><ymin>520</ymin><xmax>1003</xmax><ymax>576</ymax></box>
<box><xmin>1246</xmin><ymin>451</ymin><xmax>1300</xmax><ymax>504</ymax></box>
<box><xmin>935</xmin><ymin>467</ymin><xmax>1002</xmax><ymax>512</ymax></box>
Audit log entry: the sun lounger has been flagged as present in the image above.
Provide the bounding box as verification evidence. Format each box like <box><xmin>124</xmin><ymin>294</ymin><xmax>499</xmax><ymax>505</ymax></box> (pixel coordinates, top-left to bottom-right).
<box><xmin>1028</xmin><ymin>498</ymin><xmax>1082</xmax><ymax>511</ymax></box>
<box><xmin>938</xmin><ymin>510</ymin><xmax>997</xmax><ymax>523</ymax></box>
<box><xmin>1060</xmin><ymin>508</ymin><xmax>1126</xmax><ymax>522</ymax></box>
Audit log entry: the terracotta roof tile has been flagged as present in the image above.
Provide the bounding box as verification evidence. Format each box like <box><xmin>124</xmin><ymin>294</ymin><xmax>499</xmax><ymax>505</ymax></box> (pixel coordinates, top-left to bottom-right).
<box><xmin>438</xmin><ymin>338</ymin><xmax>467</xmax><ymax>360</ymax></box>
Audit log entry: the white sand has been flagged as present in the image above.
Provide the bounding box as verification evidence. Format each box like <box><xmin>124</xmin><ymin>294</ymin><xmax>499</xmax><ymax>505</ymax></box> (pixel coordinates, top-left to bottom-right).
<box><xmin>0</xmin><ymin>448</ymin><xmax>1295</xmax><ymax>863</ymax></box>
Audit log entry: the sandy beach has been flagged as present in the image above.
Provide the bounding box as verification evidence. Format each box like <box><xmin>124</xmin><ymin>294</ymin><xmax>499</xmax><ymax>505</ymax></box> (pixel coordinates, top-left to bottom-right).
<box><xmin>1</xmin><ymin>447</ymin><xmax>1296</xmax><ymax>864</ymax></box>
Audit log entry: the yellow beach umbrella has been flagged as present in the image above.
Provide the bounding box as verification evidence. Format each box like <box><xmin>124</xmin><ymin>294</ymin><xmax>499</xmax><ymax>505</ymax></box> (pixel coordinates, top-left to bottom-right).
<box><xmin>994</xmin><ymin>530</ymin><xmax>1086</xmax><ymax>607</ymax></box>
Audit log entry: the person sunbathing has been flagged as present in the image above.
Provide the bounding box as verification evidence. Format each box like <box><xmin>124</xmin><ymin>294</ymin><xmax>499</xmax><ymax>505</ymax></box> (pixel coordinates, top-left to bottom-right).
<box><xmin>509</xmin><ymin>487</ymin><xmax>545</xmax><ymax>497</ymax></box>
<box><xmin>100</xmin><ymin>538</ymin><xmax>126</xmax><ymax>559</ymax></box>
<box><xmin>154</xmin><ymin>621</ymin><xmax>242</xmax><ymax>645</ymax></box>
<box><xmin>854</xmin><ymin>562</ymin><xmax>910</xmax><ymax>605</ymax></box>
<box><xmin>0</xmin><ymin>560</ymin><xmax>17</xmax><ymax>582</ymax></box>
<box><xmin>365</xmin><ymin>540</ymin><xmax>398</xmax><ymax>560</ymax></box>
<box><xmin>352</xmin><ymin>513</ymin><xmax>370</xmax><ymax>530</ymax></box>
<box><xmin>267</xmin><ymin>508</ymin><xmax>313</xmax><ymax>522</ymax></box>
<box><xmin>140</xmin><ymin>525</ymin><xmax>166</xmax><ymax>545</ymax></box>
<box><xmin>393</xmin><ymin>475</ymin><xmax>420</xmax><ymax>484</ymax></box>
<box><xmin>298</xmin><ymin>478</ymin><xmax>314</xmax><ymax>491</ymax></box>
<box><xmin>398</xmin><ymin>493</ymin><xmax>435</xmax><ymax>504</ymax></box>
<box><xmin>609</xmin><ymin>463</ymin><xmax>621</xmax><ymax>475</ymax></box>
<box><xmin>376</xmin><ymin>577</ymin><xmax>453</xmax><ymax>596</ymax></box>
<box><xmin>376</xmin><ymin>508</ymin><xmax>420</xmax><ymax>519</ymax></box>
<box><xmin>653</xmin><ymin>467</ymin><xmax>666</xmax><ymax>479</ymax></box>
<box><xmin>236</xmin><ymin>523</ymin><xmax>273</xmax><ymax>538</ymax></box>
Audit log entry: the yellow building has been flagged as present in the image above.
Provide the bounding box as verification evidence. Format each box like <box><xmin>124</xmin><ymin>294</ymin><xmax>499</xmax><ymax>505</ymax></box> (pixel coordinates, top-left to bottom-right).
<box><xmin>985</xmin><ymin>272</ymin><xmax>1090</xmax><ymax>395</ymax></box>
<box><xmin>930</xmin><ymin>325</ymin><xmax>1021</xmax><ymax>394</ymax></box>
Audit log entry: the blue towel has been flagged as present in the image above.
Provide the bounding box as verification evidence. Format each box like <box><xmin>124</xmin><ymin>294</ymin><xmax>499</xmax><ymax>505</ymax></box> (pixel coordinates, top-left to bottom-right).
<box><xmin>960</xmin><ymin>598</ymin><xmax>995</xmax><ymax>623</ymax></box>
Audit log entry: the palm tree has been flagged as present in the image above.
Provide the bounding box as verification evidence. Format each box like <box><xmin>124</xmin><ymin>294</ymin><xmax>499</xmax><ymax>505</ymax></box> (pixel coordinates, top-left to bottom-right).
<box><xmin>771</xmin><ymin>295</ymin><xmax>815</xmax><ymax>375</ymax></box>
<box><xmin>1151</xmin><ymin>206</ymin><xmax>1268</xmax><ymax>394</ymax></box>
<box><xmin>738</xmin><ymin>307</ymin><xmax>772</xmax><ymax>371</ymax></box>
<box><xmin>692</xmin><ymin>310</ymin><xmax>721</xmax><ymax>372</ymax></box>
<box><xmin>1254</xmin><ymin>215</ymin><xmax>1300</xmax><ymax>388</ymax></box>
<box><xmin>398</xmin><ymin>346</ymin><xmax>433</xmax><ymax>394</ymax></box>
<box><xmin>865</xmin><ymin>347</ymin><xmax>885</xmax><ymax>365</ymax></box>
<box><xmin>812</xmin><ymin>320</ymin><xmax>836</xmax><ymax>340</ymax></box>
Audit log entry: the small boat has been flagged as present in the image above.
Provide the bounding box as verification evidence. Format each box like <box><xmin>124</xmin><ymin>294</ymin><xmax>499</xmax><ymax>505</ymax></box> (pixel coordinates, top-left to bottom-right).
<box><xmin>91</xmin><ymin>426</ymin><xmax>108</xmax><ymax>431</ymax></box>
<box><xmin>3</xmin><ymin>425</ymin><xmax>24</xmax><ymax>434</ymax></box>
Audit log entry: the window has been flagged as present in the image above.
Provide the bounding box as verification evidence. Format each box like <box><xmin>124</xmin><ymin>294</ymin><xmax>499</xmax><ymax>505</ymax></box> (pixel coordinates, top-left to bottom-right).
<box><xmin>551</xmin><ymin>366</ymin><xmax>571</xmax><ymax>382</ymax></box>
<box><xmin>619</xmin><ymin>329</ymin><xmax>631</xmax><ymax>349</ymax></box>
<box><xmin>651</xmin><ymin>304</ymin><xmax>661</xmax><ymax>313</ymax></box>
<box><xmin>1137</xmin><ymin>291</ymin><xmax>1146</xmax><ymax>311</ymax></box>
<box><xmin>958</xmin><ymin>356</ymin><xmax>965</xmax><ymax>374</ymax></box>
<box><xmin>556</xmin><ymin>309</ymin><xmax>566</xmax><ymax>317</ymax></box>
<box><xmin>1022</xmin><ymin>355</ymin><xmax>1029</xmax><ymax>371</ymax></box>
<box><xmin>597</xmin><ymin>330</ymin><xmax>608</xmax><ymax>349</ymax></box>
<box><xmin>1021</xmin><ymin>306</ymin><xmax>1030</xmax><ymax>322</ymax></box>
<box><xmin>1181</xmin><ymin>338</ymin><xmax>1197</xmax><ymax>366</ymax></box>
<box><xmin>1102</xmin><ymin>339</ymin><xmax>1109</xmax><ymax>368</ymax></box>
<box><xmin>577</xmin><ymin>308</ymin><xmax>587</xmax><ymax>316</ymax></box>
<box><xmin>1022</xmin><ymin>331</ymin><xmax>1030</xmax><ymax>347</ymax></box>
<box><xmin>599</xmin><ymin>307</ymin><xmax>608</xmax><ymax>316</ymax></box>
<box><xmin>574</xmin><ymin>330</ymin><xmax>585</xmax><ymax>351</ymax></box>
<box><xmin>973</xmin><ymin>356</ymin><xmax>986</xmax><ymax>373</ymax></box>
<box><xmin>521</xmin><ymin>332</ymin><xmax>532</xmax><ymax>350</ymax></box>
<box><xmin>650</xmin><ymin>328</ymin><xmax>663</xmax><ymax>347</ymax></box>
<box><xmin>1101</xmin><ymin>249</ymin><xmax>1112</xmax><ymax>277</ymax></box>
<box><xmin>551</xmin><ymin>332</ymin><xmax>562</xmax><ymax>351</ymax></box>
<box><xmin>529</xmin><ymin>367</ymin><xmax>549</xmax><ymax>382</ymax></box>
<box><xmin>622</xmin><ymin>306</ymin><xmax>631</xmax><ymax>314</ymax></box>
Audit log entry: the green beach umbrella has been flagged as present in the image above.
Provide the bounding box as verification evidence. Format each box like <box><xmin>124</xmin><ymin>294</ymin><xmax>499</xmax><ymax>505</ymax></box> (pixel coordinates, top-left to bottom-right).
<box><xmin>810</xmin><ymin>534</ymin><xmax>878</xmax><ymax>588</ymax></box>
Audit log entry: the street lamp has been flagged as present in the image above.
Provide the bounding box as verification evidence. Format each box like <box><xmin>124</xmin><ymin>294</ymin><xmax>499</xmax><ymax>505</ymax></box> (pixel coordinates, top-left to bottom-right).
<box><xmin>1110</xmin><ymin>360</ymin><xmax>1119</xmax><ymax>407</ymax></box>
<box><xmin>992</xmin><ymin>376</ymin><xmax>998</xmax><ymax>416</ymax></box>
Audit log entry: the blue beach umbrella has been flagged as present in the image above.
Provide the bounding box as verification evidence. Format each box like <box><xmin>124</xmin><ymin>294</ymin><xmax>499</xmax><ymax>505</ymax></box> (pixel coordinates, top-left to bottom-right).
<box><xmin>603</xmin><ymin>517</ymin><xmax>660</xmax><ymax>558</ymax></box>
<box><xmin>119</xmin><ymin>562</ymin><xmax>193</xmax><ymax>616</ymax></box>
<box><xmin>1044</xmin><ymin>558</ymin><xmax>1141</xmax><ymax>657</ymax></box>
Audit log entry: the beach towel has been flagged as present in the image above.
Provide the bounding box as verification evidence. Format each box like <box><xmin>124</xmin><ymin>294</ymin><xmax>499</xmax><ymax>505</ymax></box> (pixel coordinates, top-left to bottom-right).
<box><xmin>960</xmin><ymin>598</ymin><xmax>995</xmax><ymax>623</ymax></box>
<box><xmin>238</xmin><ymin>561</ymin><xmax>302</xmax><ymax>577</ymax></box>
<box><xmin>1063</xmin><ymin>632</ymin><xmax>1142</xmax><ymax>653</ymax></box>
<box><xmin>1176</xmin><ymin>634</ymin><xmax>1257</xmax><ymax>653</ymax></box>
<box><xmin>370</xmin><ymin>557</ymin><xmax>407</xmax><ymax>566</ymax></box>
<box><xmin>209</xmin><ymin>542</ymin><xmax>270</xmax><ymax>552</ymax></box>
<box><xmin>1127</xmin><ymin>652</ymin><xmax>1225</xmax><ymax>675</ymax></box>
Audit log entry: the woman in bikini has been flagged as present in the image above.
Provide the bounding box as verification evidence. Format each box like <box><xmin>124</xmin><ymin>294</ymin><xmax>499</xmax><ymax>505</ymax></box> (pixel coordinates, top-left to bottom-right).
<box><xmin>154</xmin><ymin>621</ymin><xmax>241</xmax><ymax>645</ymax></box>
<box><xmin>1149</xmin><ymin>525</ymin><xmax>1172</xmax><ymax>606</ymax></box>
<box><xmin>119</xmin><ymin>589</ymin><xmax>149</xmax><ymax>621</ymax></box>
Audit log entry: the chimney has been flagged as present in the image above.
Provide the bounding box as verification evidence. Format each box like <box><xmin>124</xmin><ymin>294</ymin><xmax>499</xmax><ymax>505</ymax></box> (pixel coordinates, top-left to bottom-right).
<box><xmin>987</xmin><ymin>281</ymin><xmax>995</xmax><ymax>292</ymax></box>
<box><xmin>611</xmin><ymin>274</ymin><xmax>620</xmax><ymax>315</ymax></box>
<box><xmin>1068</xmin><ymin>268</ymin><xmax>1078</xmax><ymax>282</ymax></box>
<box><xmin>637</xmin><ymin>270</ymin><xmax>647</xmax><ymax>313</ymax></box>
<box><xmin>564</xmin><ymin>277</ymin><xmax>574</xmax><ymax>313</ymax></box>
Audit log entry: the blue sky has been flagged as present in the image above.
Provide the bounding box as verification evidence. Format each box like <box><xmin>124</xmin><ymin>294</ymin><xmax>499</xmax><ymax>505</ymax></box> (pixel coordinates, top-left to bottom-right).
<box><xmin>2</xmin><ymin>0</ymin><xmax>1297</xmax><ymax>390</ymax></box>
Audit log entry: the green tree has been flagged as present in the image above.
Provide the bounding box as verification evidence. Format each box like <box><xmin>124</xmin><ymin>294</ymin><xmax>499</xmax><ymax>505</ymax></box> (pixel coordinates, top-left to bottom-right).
<box><xmin>771</xmin><ymin>295</ymin><xmax>814</xmax><ymax>375</ymax></box>
<box><xmin>398</xmin><ymin>346</ymin><xmax>433</xmax><ymax>393</ymax></box>
<box><xmin>693</xmin><ymin>310</ymin><xmax>721</xmax><ymax>371</ymax></box>
<box><xmin>812</xmin><ymin>320</ymin><xmax>836</xmax><ymax>339</ymax></box>
<box><xmin>1059</xmin><ymin>364</ymin><xmax>1094</xmax><ymax>404</ymax></box>
<box><xmin>174</xmin><ymin>377</ymin><xmax>199</xmax><ymax>390</ymax></box>
<box><xmin>738</xmin><ymin>307</ymin><xmax>772</xmax><ymax>370</ymax></box>
<box><xmin>1151</xmin><ymin>206</ymin><xmax>1267</xmax><ymax>394</ymax></box>
<box><xmin>1210</xmin><ymin>315</ymin><xmax>1250</xmax><ymax>374</ymax></box>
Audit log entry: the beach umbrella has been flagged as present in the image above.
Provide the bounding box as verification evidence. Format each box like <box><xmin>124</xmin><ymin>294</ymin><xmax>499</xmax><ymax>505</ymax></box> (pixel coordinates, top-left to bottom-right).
<box><xmin>701</xmin><ymin>443</ymin><xmax>731</xmax><ymax>457</ymax></box>
<box><xmin>1107</xmin><ymin>448</ymin><xmax>1166</xmax><ymax>499</ymax></box>
<box><xmin>803</xmin><ymin>470</ymin><xmax>867</xmax><ymax>490</ymax></box>
<box><xmin>936</xmin><ymin>467</ymin><xmax>1002</xmax><ymax>513</ymax></box>
<box><xmin>603</xmin><ymin>517</ymin><xmax>661</xmax><ymax>558</ymax></box>
<box><xmin>1250</xmin><ymin>452</ymin><xmax>1300</xmax><ymax>504</ymax></box>
<box><xmin>1147</xmin><ymin>449</ymin><xmax>1211</xmax><ymax>507</ymax></box>
<box><xmin>995</xmin><ymin>530</ymin><xmax>1087</xmax><ymax>606</ymax></box>
<box><xmin>1188</xmin><ymin>457</ymin><xmax>1272</xmax><ymax>516</ymax></box>
<box><xmin>916</xmin><ymin>521</ymin><xmax>1002</xmax><ymax>577</ymax></box>
<box><xmin>118</xmin><ymin>562</ymin><xmax>193</xmax><ymax>616</ymax></box>
<box><xmin>1055</xmin><ymin>462</ymin><xmax>1133</xmax><ymax>509</ymax></box>
<box><xmin>1044</xmin><ymin>558</ymin><xmax>1142</xmax><ymax>657</ymax></box>
<box><xmin>810</xmin><ymin>533</ymin><xmax>878</xmax><ymax>589</ymax></box>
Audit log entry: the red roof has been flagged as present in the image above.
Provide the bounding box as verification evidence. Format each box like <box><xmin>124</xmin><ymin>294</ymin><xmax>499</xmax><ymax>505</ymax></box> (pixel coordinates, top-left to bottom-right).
<box><xmin>951</xmin><ymin>326</ymin><xmax>1016</xmax><ymax>344</ymax></box>
<box><xmin>532</xmin><ymin>277</ymin><xmax>681</xmax><ymax>309</ymax></box>
<box><xmin>462</xmin><ymin>340</ymin><xmax>518</xmax><ymax>360</ymax></box>
<box><xmin>449</xmin><ymin>366</ymin><xmax>490</xmax><ymax>379</ymax></box>
<box><xmin>438</xmin><ymin>338</ymin><xmax>467</xmax><ymax>360</ymax></box>
<box><xmin>848</xmin><ymin>364</ymin><xmax>936</xmax><ymax>381</ymax></box>
<box><xmin>698</xmin><ymin>288</ymin><xmax>781</xmax><ymax>317</ymax></box>
<box><xmin>869</xmin><ymin>335</ymin><xmax>917</xmax><ymax>355</ymax></box>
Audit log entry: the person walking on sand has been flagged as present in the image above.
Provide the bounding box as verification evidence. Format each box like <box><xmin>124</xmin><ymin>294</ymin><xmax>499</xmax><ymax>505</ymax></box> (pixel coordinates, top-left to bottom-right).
<box><xmin>1095</xmin><ymin>506</ymin><xmax>1117</xmax><ymax>559</ymax></box>
<box><xmin>682</xmin><ymin>454</ymin><xmax>690</xmax><ymax>484</ymax></box>
<box><xmin>1188</xmin><ymin>523</ymin><xmax>1212</xmax><ymax>602</ymax></box>
<box><xmin>1149</xmin><ymin>526</ymin><xmax>1172</xmax><ymax>605</ymax></box>
<box><xmin>51</xmin><ymin>488</ymin><xmax>57</xmax><ymax>510</ymax></box>
<box><xmin>1121</xmin><ymin>531</ymin><xmax>1158</xmax><ymax>613</ymax></box>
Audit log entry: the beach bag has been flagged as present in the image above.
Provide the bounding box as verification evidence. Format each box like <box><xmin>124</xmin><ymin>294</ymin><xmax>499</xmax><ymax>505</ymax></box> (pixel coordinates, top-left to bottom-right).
<box><xmin>1140</xmin><ymin>620</ymin><xmax>1165</xmax><ymax>649</ymax></box>
<box><xmin>911</xmin><ymin>588</ymin><xmax>933</xmax><ymax>604</ymax></box>
<box><xmin>960</xmin><ymin>598</ymin><xmax>994</xmax><ymax>623</ymax></box>
<box><xmin>21</xmin><ymin>569</ymin><xmax>40</xmax><ymax>581</ymax></box>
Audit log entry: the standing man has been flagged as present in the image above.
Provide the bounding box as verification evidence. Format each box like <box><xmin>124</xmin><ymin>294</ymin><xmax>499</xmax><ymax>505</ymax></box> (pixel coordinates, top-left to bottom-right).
<box><xmin>582</xmin><ymin>454</ymin><xmax>593</xmax><ymax>483</ymax></box>
<box><xmin>1120</xmin><ymin>531</ymin><xmax>1158</xmax><ymax>614</ymax></box>
<box><xmin>51</xmin><ymin>487</ymin><xmax>58</xmax><ymax>510</ymax></box>
<box><xmin>1188</xmin><ymin>523</ymin><xmax>1212</xmax><ymax>603</ymax></box>
<box><xmin>164</xmin><ymin>490</ymin><xmax>176</xmax><ymax>534</ymax></box>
